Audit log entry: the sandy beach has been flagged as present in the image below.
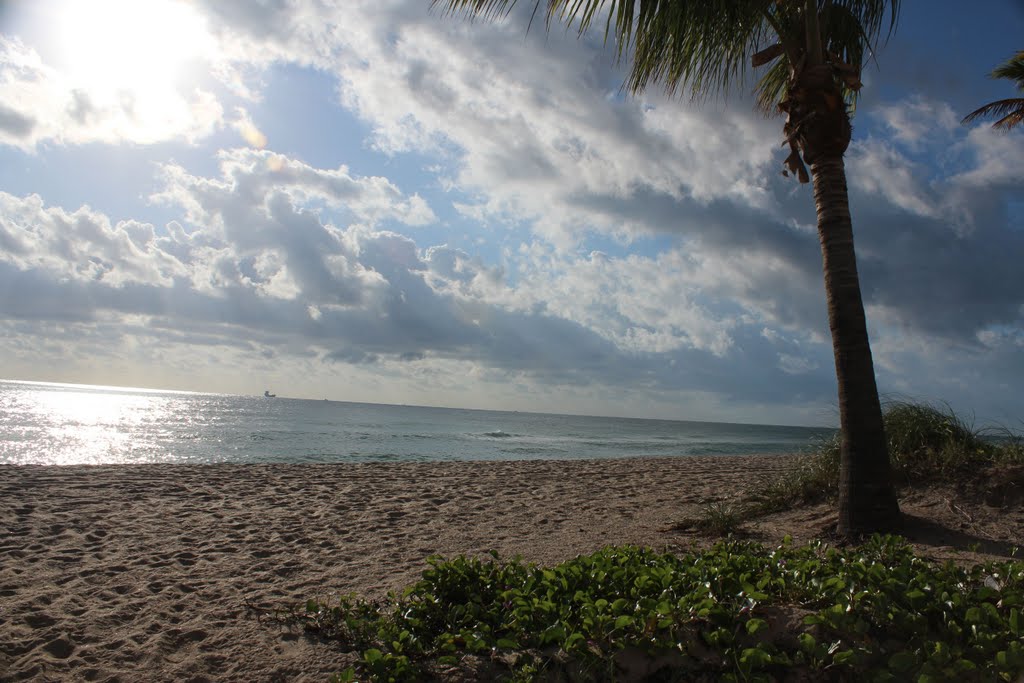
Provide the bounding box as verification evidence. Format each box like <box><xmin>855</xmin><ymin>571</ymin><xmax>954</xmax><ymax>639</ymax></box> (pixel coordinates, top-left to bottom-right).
<box><xmin>1</xmin><ymin>455</ymin><xmax>1018</xmax><ymax>682</ymax></box>
<box><xmin>0</xmin><ymin>456</ymin><xmax>802</xmax><ymax>681</ymax></box>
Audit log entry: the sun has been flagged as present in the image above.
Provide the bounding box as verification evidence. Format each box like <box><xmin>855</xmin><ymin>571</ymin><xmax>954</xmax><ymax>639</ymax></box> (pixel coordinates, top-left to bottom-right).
<box><xmin>51</xmin><ymin>0</ymin><xmax>213</xmax><ymax>100</ymax></box>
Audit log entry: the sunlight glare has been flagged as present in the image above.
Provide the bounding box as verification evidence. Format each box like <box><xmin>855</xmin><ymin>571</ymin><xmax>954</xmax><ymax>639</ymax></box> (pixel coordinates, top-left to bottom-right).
<box><xmin>32</xmin><ymin>389</ymin><xmax>164</xmax><ymax>465</ymax></box>
<box><xmin>55</xmin><ymin>0</ymin><xmax>211</xmax><ymax>92</ymax></box>
<box><xmin>51</xmin><ymin>0</ymin><xmax>214</xmax><ymax>121</ymax></box>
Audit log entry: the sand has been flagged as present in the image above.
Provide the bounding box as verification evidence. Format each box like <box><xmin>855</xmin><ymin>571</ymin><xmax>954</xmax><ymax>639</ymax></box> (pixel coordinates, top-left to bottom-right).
<box><xmin>0</xmin><ymin>456</ymin><xmax>1019</xmax><ymax>682</ymax></box>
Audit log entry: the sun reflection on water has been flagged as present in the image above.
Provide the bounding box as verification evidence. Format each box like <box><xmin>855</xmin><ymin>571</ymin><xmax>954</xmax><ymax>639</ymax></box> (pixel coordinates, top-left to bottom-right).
<box><xmin>2</xmin><ymin>384</ymin><xmax>171</xmax><ymax>465</ymax></box>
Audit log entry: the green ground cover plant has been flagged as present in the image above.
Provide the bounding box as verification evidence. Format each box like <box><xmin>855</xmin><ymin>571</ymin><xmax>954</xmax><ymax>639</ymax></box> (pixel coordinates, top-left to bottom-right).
<box><xmin>284</xmin><ymin>537</ymin><xmax>1024</xmax><ymax>682</ymax></box>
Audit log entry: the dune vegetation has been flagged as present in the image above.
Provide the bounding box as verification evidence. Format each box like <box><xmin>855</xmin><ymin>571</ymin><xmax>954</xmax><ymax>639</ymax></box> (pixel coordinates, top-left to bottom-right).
<box><xmin>749</xmin><ymin>400</ymin><xmax>1024</xmax><ymax>516</ymax></box>
<box><xmin>281</xmin><ymin>401</ymin><xmax>1024</xmax><ymax>681</ymax></box>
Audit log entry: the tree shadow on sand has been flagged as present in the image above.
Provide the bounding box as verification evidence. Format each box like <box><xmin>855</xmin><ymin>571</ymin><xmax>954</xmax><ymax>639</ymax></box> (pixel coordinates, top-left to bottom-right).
<box><xmin>898</xmin><ymin>512</ymin><xmax>1020</xmax><ymax>559</ymax></box>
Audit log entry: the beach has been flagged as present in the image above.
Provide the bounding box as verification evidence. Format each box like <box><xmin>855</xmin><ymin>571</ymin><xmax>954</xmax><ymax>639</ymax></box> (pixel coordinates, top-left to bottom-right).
<box><xmin>0</xmin><ymin>456</ymin><xmax>800</xmax><ymax>682</ymax></box>
<box><xmin>3</xmin><ymin>455</ymin><xmax>1019</xmax><ymax>682</ymax></box>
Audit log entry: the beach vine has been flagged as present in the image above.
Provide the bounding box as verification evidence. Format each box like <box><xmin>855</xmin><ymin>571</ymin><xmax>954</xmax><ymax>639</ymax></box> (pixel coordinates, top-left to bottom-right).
<box><xmin>279</xmin><ymin>537</ymin><xmax>1024</xmax><ymax>682</ymax></box>
<box><xmin>261</xmin><ymin>400</ymin><xmax>1024</xmax><ymax>681</ymax></box>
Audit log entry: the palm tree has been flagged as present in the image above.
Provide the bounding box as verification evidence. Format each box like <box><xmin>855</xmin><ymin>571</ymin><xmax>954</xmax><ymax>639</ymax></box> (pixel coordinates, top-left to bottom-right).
<box><xmin>963</xmin><ymin>51</ymin><xmax>1024</xmax><ymax>130</ymax></box>
<box><xmin>433</xmin><ymin>0</ymin><xmax>903</xmax><ymax>536</ymax></box>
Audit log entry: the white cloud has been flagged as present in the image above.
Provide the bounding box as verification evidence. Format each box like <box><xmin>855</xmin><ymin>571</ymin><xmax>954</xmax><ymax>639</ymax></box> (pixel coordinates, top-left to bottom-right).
<box><xmin>847</xmin><ymin>139</ymin><xmax>941</xmax><ymax>219</ymax></box>
<box><xmin>875</xmin><ymin>95</ymin><xmax>958</xmax><ymax>149</ymax></box>
<box><xmin>778</xmin><ymin>353</ymin><xmax>819</xmax><ymax>375</ymax></box>
<box><xmin>193</xmin><ymin>0</ymin><xmax>784</xmax><ymax>248</ymax></box>
<box><xmin>949</xmin><ymin>125</ymin><xmax>1024</xmax><ymax>190</ymax></box>
<box><xmin>512</xmin><ymin>248</ymin><xmax>739</xmax><ymax>356</ymax></box>
<box><xmin>152</xmin><ymin>148</ymin><xmax>437</xmax><ymax>238</ymax></box>
<box><xmin>0</xmin><ymin>36</ymin><xmax>224</xmax><ymax>149</ymax></box>
<box><xmin>1</xmin><ymin>0</ymin><xmax>1022</xmax><ymax>424</ymax></box>
<box><xmin>0</xmin><ymin>153</ymin><xmax>842</xmax><ymax>421</ymax></box>
<box><xmin>0</xmin><ymin>192</ymin><xmax>187</xmax><ymax>287</ymax></box>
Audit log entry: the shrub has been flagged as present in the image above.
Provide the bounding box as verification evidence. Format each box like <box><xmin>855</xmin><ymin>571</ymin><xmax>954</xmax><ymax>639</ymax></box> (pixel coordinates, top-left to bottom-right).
<box><xmin>749</xmin><ymin>400</ymin><xmax>1021</xmax><ymax>513</ymax></box>
<box><xmin>674</xmin><ymin>500</ymin><xmax>747</xmax><ymax>536</ymax></box>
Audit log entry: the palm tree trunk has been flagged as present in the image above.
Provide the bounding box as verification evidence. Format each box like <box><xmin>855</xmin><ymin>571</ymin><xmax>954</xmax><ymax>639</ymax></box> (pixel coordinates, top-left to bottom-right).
<box><xmin>811</xmin><ymin>154</ymin><xmax>901</xmax><ymax>536</ymax></box>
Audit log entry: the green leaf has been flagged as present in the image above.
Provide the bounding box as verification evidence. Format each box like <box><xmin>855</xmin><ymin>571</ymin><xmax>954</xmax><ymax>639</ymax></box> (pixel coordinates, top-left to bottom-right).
<box><xmin>362</xmin><ymin>648</ymin><xmax>384</xmax><ymax>664</ymax></box>
<box><xmin>798</xmin><ymin>633</ymin><xmax>817</xmax><ymax>653</ymax></box>
<box><xmin>746</xmin><ymin>618</ymin><xmax>768</xmax><ymax>636</ymax></box>
<box><xmin>332</xmin><ymin>667</ymin><xmax>357</xmax><ymax>683</ymax></box>
<box><xmin>542</xmin><ymin>625</ymin><xmax>566</xmax><ymax>644</ymax></box>
<box><xmin>614</xmin><ymin>615</ymin><xmax>634</xmax><ymax>630</ymax></box>
<box><xmin>888</xmin><ymin>651</ymin><xmax>917</xmax><ymax>672</ymax></box>
<box><xmin>952</xmin><ymin>659</ymin><xmax>977</xmax><ymax>672</ymax></box>
<box><xmin>563</xmin><ymin>632</ymin><xmax>586</xmax><ymax>650</ymax></box>
<box><xmin>739</xmin><ymin>647</ymin><xmax>772</xmax><ymax>668</ymax></box>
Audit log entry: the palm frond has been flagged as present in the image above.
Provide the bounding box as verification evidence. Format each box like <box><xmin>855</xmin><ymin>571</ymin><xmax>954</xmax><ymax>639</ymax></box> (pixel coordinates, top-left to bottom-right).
<box><xmin>992</xmin><ymin>109</ymin><xmax>1024</xmax><ymax>130</ymax></box>
<box><xmin>990</xmin><ymin>50</ymin><xmax>1024</xmax><ymax>90</ymax></box>
<box><xmin>962</xmin><ymin>50</ymin><xmax>1024</xmax><ymax>130</ymax></box>
<box><xmin>430</xmin><ymin>0</ymin><xmax>522</xmax><ymax>20</ymax></box>
<box><xmin>828</xmin><ymin>0</ymin><xmax>900</xmax><ymax>47</ymax></box>
<box><xmin>756</xmin><ymin>57</ymin><xmax>791</xmax><ymax>114</ymax></box>
<box><xmin>620</xmin><ymin>0</ymin><xmax>775</xmax><ymax>98</ymax></box>
<box><xmin>962</xmin><ymin>98</ymin><xmax>1024</xmax><ymax>129</ymax></box>
<box><xmin>432</xmin><ymin>0</ymin><xmax>900</xmax><ymax>110</ymax></box>
<box><xmin>821</xmin><ymin>4</ymin><xmax>869</xmax><ymax>73</ymax></box>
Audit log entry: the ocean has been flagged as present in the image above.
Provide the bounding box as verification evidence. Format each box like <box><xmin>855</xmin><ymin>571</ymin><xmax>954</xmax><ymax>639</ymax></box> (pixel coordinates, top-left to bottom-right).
<box><xmin>0</xmin><ymin>380</ymin><xmax>835</xmax><ymax>466</ymax></box>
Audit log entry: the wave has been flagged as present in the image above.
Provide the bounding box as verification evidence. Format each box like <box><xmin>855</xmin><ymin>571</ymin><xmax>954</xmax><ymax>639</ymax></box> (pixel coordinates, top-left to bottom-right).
<box><xmin>501</xmin><ymin>446</ymin><xmax>568</xmax><ymax>454</ymax></box>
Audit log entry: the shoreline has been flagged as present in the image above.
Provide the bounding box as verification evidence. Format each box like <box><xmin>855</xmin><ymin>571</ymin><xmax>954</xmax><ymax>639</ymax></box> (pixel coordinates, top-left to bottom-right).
<box><xmin>1</xmin><ymin>455</ymin><xmax>795</xmax><ymax>681</ymax></box>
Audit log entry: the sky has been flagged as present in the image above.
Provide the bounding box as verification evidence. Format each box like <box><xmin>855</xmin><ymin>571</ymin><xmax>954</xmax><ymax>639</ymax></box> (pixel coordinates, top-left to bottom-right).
<box><xmin>0</xmin><ymin>0</ymin><xmax>1022</xmax><ymax>427</ymax></box>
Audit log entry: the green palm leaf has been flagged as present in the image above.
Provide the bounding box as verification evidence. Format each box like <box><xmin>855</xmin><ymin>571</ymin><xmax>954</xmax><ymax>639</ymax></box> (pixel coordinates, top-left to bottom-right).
<box><xmin>990</xmin><ymin>50</ymin><xmax>1024</xmax><ymax>87</ymax></box>
<box><xmin>963</xmin><ymin>50</ymin><xmax>1024</xmax><ymax>130</ymax></box>
<box><xmin>431</xmin><ymin>1</ymin><xmax>899</xmax><ymax>112</ymax></box>
<box><xmin>962</xmin><ymin>98</ymin><xmax>1024</xmax><ymax>130</ymax></box>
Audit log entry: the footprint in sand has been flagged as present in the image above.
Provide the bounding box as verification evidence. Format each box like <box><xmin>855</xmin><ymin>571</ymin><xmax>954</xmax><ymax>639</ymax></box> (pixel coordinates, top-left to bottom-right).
<box><xmin>42</xmin><ymin>636</ymin><xmax>75</xmax><ymax>659</ymax></box>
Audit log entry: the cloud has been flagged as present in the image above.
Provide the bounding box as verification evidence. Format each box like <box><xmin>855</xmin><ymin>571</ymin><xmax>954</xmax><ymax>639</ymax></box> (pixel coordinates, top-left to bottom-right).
<box><xmin>152</xmin><ymin>148</ymin><xmax>437</xmax><ymax>239</ymax></box>
<box><xmin>847</xmin><ymin>140</ymin><xmax>942</xmax><ymax>219</ymax></box>
<box><xmin>0</xmin><ymin>192</ymin><xmax>187</xmax><ymax>287</ymax></box>
<box><xmin>502</xmin><ymin>248</ymin><xmax>740</xmax><ymax>356</ymax></box>
<box><xmin>1</xmin><ymin>0</ymin><xmax>1022</xmax><ymax>424</ymax></box>
<box><xmin>0</xmin><ymin>149</ymin><xmax>850</xmax><ymax>422</ymax></box>
<box><xmin>0</xmin><ymin>102</ymin><xmax>35</xmax><ymax>139</ymax></box>
<box><xmin>0</xmin><ymin>36</ymin><xmax>223</xmax><ymax>149</ymax></box>
<box><xmin>195</xmin><ymin>0</ymin><xmax>783</xmax><ymax>244</ymax></box>
<box><xmin>232</xmin><ymin>107</ymin><xmax>268</xmax><ymax>149</ymax></box>
<box><xmin>874</xmin><ymin>95</ymin><xmax>958</xmax><ymax>149</ymax></box>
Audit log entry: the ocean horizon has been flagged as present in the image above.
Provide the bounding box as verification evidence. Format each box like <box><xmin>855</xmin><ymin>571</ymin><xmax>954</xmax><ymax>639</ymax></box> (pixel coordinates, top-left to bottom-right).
<box><xmin>0</xmin><ymin>379</ymin><xmax>836</xmax><ymax>466</ymax></box>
